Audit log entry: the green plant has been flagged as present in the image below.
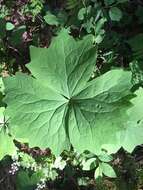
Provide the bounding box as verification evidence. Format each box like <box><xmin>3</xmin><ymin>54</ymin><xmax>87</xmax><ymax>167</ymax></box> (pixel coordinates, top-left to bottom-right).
<box><xmin>80</xmin><ymin>151</ymin><xmax>116</xmax><ymax>178</ymax></box>
<box><xmin>0</xmin><ymin>78</ymin><xmax>16</xmax><ymax>160</ymax></box>
<box><xmin>1</xmin><ymin>1</ymin><xmax>143</xmax><ymax>189</ymax></box>
<box><xmin>3</xmin><ymin>29</ymin><xmax>143</xmax><ymax>158</ymax></box>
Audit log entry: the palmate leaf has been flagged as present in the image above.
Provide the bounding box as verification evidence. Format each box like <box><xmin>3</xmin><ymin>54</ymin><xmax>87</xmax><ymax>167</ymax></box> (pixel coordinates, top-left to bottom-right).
<box><xmin>69</xmin><ymin>70</ymin><xmax>134</xmax><ymax>154</ymax></box>
<box><xmin>3</xmin><ymin>73</ymin><xmax>70</xmax><ymax>155</ymax></box>
<box><xmin>3</xmin><ymin>29</ymin><xmax>143</xmax><ymax>155</ymax></box>
<box><xmin>28</xmin><ymin>30</ymin><xmax>96</xmax><ymax>98</ymax></box>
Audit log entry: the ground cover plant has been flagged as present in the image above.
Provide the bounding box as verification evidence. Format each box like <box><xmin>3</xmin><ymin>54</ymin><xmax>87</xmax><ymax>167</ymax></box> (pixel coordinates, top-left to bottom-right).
<box><xmin>1</xmin><ymin>0</ymin><xmax>143</xmax><ymax>190</ymax></box>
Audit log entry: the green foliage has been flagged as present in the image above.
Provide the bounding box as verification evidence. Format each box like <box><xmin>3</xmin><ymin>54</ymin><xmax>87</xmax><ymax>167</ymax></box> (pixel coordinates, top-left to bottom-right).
<box><xmin>3</xmin><ymin>30</ymin><xmax>96</xmax><ymax>155</ymax></box>
<box><xmin>66</xmin><ymin>0</ymin><xmax>81</xmax><ymax>10</ymax></box>
<box><xmin>6</xmin><ymin>22</ymin><xmax>15</xmax><ymax>31</ymax></box>
<box><xmin>0</xmin><ymin>18</ymin><xmax>6</xmax><ymax>39</ymax></box>
<box><xmin>94</xmin><ymin>166</ymin><xmax>103</xmax><ymax>179</ymax></box>
<box><xmin>104</xmin><ymin>0</ymin><xmax>116</xmax><ymax>6</ymax></box>
<box><xmin>3</xmin><ymin>29</ymin><xmax>143</xmax><ymax>158</ymax></box>
<box><xmin>24</xmin><ymin>0</ymin><xmax>44</xmax><ymax>19</ymax></box>
<box><xmin>82</xmin><ymin>158</ymin><xmax>96</xmax><ymax>171</ymax></box>
<box><xmin>0</xmin><ymin>128</ymin><xmax>17</xmax><ymax>160</ymax></box>
<box><xmin>130</xmin><ymin>60</ymin><xmax>143</xmax><ymax>86</ymax></box>
<box><xmin>136</xmin><ymin>5</ymin><xmax>143</xmax><ymax>24</ymax></box>
<box><xmin>1</xmin><ymin>1</ymin><xmax>143</xmax><ymax>188</ymax></box>
<box><xmin>0</xmin><ymin>77</ymin><xmax>16</xmax><ymax>160</ymax></box>
<box><xmin>10</xmin><ymin>25</ymin><xmax>26</xmax><ymax>46</ymax></box>
<box><xmin>128</xmin><ymin>34</ymin><xmax>143</xmax><ymax>60</ymax></box>
<box><xmin>13</xmin><ymin>152</ymin><xmax>67</xmax><ymax>189</ymax></box>
<box><xmin>99</xmin><ymin>162</ymin><xmax>116</xmax><ymax>178</ymax></box>
<box><xmin>80</xmin><ymin>151</ymin><xmax>116</xmax><ymax>179</ymax></box>
<box><xmin>109</xmin><ymin>7</ymin><xmax>123</xmax><ymax>21</ymax></box>
<box><xmin>98</xmin><ymin>152</ymin><xmax>113</xmax><ymax>163</ymax></box>
<box><xmin>94</xmin><ymin>162</ymin><xmax>116</xmax><ymax>179</ymax></box>
<box><xmin>16</xmin><ymin>171</ymin><xmax>37</xmax><ymax>190</ymax></box>
<box><xmin>44</xmin><ymin>12</ymin><xmax>59</xmax><ymax>26</ymax></box>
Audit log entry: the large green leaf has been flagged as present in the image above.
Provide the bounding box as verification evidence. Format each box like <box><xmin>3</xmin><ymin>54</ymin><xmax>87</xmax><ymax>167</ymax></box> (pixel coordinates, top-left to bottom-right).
<box><xmin>3</xmin><ymin>73</ymin><xmax>70</xmax><ymax>155</ymax></box>
<box><xmin>3</xmin><ymin>29</ymin><xmax>143</xmax><ymax>155</ymax></box>
<box><xmin>68</xmin><ymin>70</ymin><xmax>134</xmax><ymax>154</ymax></box>
<box><xmin>27</xmin><ymin>29</ymin><xmax>96</xmax><ymax>98</ymax></box>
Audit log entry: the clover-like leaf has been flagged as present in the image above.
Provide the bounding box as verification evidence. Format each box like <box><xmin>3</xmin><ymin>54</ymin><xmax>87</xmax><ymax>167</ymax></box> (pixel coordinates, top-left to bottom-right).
<box><xmin>100</xmin><ymin>162</ymin><xmax>116</xmax><ymax>178</ymax></box>
<box><xmin>94</xmin><ymin>166</ymin><xmax>102</xmax><ymax>179</ymax></box>
<box><xmin>98</xmin><ymin>152</ymin><xmax>113</xmax><ymax>162</ymax></box>
<box><xmin>3</xmin><ymin>29</ymin><xmax>143</xmax><ymax>156</ymax></box>
<box><xmin>82</xmin><ymin>158</ymin><xmax>96</xmax><ymax>171</ymax></box>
